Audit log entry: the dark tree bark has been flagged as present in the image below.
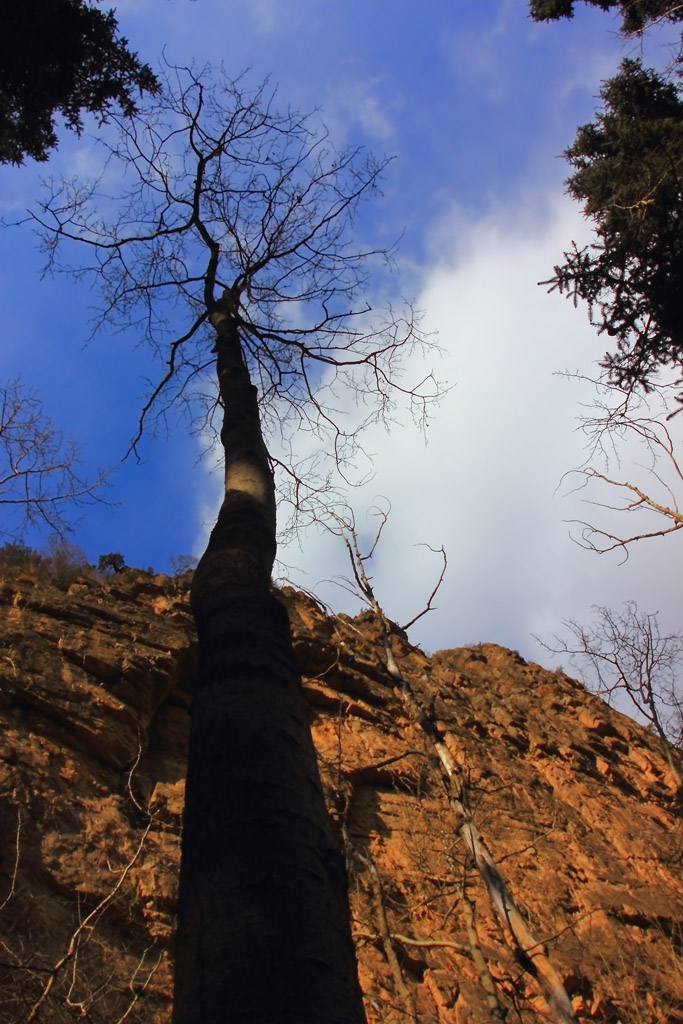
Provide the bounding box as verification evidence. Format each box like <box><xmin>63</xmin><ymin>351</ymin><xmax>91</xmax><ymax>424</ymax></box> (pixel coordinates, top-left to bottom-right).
<box><xmin>173</xmin><ymin>304</ymin><xmax>366</xmax><ymax>1023</ymax></box>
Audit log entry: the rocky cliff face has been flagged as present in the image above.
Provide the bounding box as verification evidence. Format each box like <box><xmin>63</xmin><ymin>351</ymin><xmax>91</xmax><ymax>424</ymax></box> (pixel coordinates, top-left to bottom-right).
<box><xmin>0</xmin><ymin>568</ymin><xmax>681</xmax><ymax>1024</ymax></box>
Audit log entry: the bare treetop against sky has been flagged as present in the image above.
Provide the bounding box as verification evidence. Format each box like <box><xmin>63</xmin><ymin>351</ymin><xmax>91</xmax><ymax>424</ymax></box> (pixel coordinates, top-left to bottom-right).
<box><xmin>1</xmin><ymin>0</ymin><xmax>682</xmax><ymax>665</ymax></box>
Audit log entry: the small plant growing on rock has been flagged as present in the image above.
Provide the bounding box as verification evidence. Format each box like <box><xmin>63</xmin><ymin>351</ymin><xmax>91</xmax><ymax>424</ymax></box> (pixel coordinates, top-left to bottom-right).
<box><xmin>42</xmin><ymin>536</ymin><xmax>92</xmax><ymax>589</ymax></box>
<box><xmin>169</xmin><ymin>554</ymin><xmax>198</xmax><ymax>577</ymax></box>
<box><xmin>0</xmin><ymin>536</ymin><xmax>93</xmax><ymax>588</ymax></box>
<box><xmin>97</xmin><ymin>552</ymin><xmax>126</xmax><ymax>577</ymax></box>
<box><xmin>0</xmin><ymin>541</ymin><xmax>41</xmax><ymax>571</ymax></box>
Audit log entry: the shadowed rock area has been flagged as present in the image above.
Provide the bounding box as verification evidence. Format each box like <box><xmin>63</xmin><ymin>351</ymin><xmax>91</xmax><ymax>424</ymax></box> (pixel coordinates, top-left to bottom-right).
<box><xmin>0</xmin><ymin>567</ymin><xmax>681</xmax><ymax>1023</ymax></box>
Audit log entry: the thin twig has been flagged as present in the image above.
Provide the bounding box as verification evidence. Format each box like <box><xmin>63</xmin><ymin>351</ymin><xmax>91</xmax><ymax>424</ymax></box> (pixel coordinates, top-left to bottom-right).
<box><xmin>26</xmin><ymin>823</ymin><xmax>152</xmax><ymax>1022</ymax></box>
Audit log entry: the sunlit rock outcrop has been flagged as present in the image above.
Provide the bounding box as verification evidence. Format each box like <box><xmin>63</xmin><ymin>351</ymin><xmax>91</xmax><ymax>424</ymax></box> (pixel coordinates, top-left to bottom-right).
<box><xmin>0</xmin><ymin>569</ymin><xmax>680</xmax><ymax>1023</ymax></box>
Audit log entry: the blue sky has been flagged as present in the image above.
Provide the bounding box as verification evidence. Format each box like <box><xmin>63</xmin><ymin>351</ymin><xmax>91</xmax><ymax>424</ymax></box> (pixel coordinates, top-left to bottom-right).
<box><xmin>1</xmin><ymin>0</ymin><xmax>682</xmax><ymax>668</ymax></box>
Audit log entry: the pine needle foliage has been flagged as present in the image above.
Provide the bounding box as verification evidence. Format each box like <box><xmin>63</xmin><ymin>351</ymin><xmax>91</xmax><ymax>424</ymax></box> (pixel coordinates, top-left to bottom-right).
<box><xmin>0</xmin><ymin>0</ymin><xmax>158</xmax><ymax>165</ymax></box>
<box><xmin>531</xmin><ymin>1</ymin><xmax>683</xmax><ymax>393</ymax></box>
<box><xmin>551</xmin><ymin>60</ymin><xmax>683</xmax><ymax>389</ymax></box>
<box><xmin>530</xmin><ymin>0</ymin><xmax>683</xmax><ymax>35</ymax></box>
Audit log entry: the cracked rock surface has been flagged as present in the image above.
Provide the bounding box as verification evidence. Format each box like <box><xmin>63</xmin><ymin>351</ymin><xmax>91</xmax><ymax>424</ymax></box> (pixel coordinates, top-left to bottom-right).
<box><xmin>0</xmin><ymin>569</ymin><xmax>681</xmax><ymax>1023</ymax></box>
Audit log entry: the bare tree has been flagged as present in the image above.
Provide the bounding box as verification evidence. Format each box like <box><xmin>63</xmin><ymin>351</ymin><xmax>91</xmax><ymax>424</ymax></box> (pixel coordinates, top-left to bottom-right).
<box><xmin>540</xmin><ymin>603</ymin><xmax>683</xmax><ymax>794</ymax></box>
<box><xmin>29</xmin><ymin>65</ymin><xmax>442</xmax><ymax>1024</ymax></box>
<box><xmin>0</xmin><ymin>378</ymin><xmax>106</xmax><ymax>540</ymax></box>
<box><xmin>561</xmin><ymin>374</ymin><xmax>683</xmax><ymax>559</ymax></box>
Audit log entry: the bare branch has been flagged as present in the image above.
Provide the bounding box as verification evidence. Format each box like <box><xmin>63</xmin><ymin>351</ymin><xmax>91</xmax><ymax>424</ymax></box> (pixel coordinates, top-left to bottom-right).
<box><xmin>322</xmin><ymin>502</ymin><xmax>448</xmax><ymax>638</ymax></box>
<box><xmin>560</xmin><ymin>373</ymin><xmax>683</xmax><ymax>559</ymax></box>
<box><xmin>354</xmin><ymin>845</ymin><xmax>418</xmax><ymax>1020</ymax></box>
<box><xmin>25</xmin><ymin>822</ymin><xmax>152</xmax><ymax>1023</ymax></box>
<box><xmin>0</xmin><ymin>792</ymin><xmax>21</xmax><ymax>914</ymax></box>
<box><xmin>0</xmin><ymin>378</ymin><xmax>109</xmax><ymax>540</ymax></box>
<box><xmin>338</xmin><ymin>518</ymin><xmax>577</xmax><ymax>1024</ymax></box>
<box><xmin>401</xmin><ymin>544</ymin><xmax>448</xmax><ymax>631</ymax></box>
<box><xmin>30</xmin><ymin>63</ymin><xmax>444</xmax><ymax>525</ymax></box>
<box><xmin>113</xmin><ymin>944</ymin><xmax>164</xmax><ymax>1024</ymax></box>
<box><xmin>537</xmin><ymin>602</ymin><xmax>683</xmax><ymax>794</ymax></box>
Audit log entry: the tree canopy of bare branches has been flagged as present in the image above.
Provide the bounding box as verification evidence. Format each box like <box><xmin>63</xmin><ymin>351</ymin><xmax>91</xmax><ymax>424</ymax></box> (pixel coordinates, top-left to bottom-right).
<box><xmin>31</xmin><ymin>65</ymin><xmax>439</xmax><ymax>523</ymax></box>
<box><xmin>0</xmin><ymin>378</ymin><xmax>106</xmax><ymax>540</ymax></box>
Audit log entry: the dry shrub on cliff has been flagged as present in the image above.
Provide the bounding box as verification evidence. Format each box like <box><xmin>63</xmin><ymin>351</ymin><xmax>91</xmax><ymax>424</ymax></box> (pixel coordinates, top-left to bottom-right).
<box><xmin>0</xmin><ymin>542</ymin><xmax>42</xmax><ymax>572</ymax></box>
<box><xmin>42</xmin><ymin>536</ymin><xmax>92</xmax><ymax>588</ymax></box>
<box><xmin>0</xmin><ymin>536</ymin><xmax>93</xmax><ymax>589</ymax></box>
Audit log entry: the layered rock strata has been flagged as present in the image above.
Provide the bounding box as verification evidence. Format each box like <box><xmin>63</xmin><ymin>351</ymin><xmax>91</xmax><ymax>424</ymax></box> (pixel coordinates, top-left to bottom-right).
<box><xmin>0</xmin><ymin>568</ymin><xmax>680</xmax><ymax>1023</ymax></box>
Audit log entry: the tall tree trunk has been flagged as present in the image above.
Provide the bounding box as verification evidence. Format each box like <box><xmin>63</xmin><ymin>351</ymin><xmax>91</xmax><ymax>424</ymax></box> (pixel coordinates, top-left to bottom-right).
<box><xmin>172</xmin><ymin>311</ymin><xmax>366</xmax><ymax>1024</ymax></box>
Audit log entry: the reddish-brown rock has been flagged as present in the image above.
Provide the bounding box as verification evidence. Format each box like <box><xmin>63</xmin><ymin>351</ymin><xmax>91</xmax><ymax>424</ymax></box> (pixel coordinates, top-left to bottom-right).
<box><xmin>0</xmin><ymin>568</ymin><xmax>681</xmax><ymax>1023</ymax></box>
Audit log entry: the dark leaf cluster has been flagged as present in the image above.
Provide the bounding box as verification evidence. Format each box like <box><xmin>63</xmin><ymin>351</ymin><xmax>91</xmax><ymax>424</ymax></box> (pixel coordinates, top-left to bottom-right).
<box><xmin>0</xmin><ymin>0</ymin><xmax>158</xmax><ymax>164</ymax></box>
<box><xmin>544</xmin><ymin>59</ymin><xmax>683</xmax><ymax>391</ymax></box>
<box><xmin>530</xmin><ymin>0</ymin><xmax>683</xmax><ymax>34</ymax></box>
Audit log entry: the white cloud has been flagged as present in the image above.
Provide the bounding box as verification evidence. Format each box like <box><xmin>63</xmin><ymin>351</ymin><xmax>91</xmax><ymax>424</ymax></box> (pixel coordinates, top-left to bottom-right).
<box><xmin>444</xmin><ymin>1</ymin><xmax>511</xmax><ymax>100</ymax></box>
<box><xmin>323</xmin><ymin>75</ymin><xmax>402</xmax><ymax>145</ymax></box>
<box><xmin>271</xmin><ymin>189</ymin><xmax>683</xmax><ymax>664</ymax></box>
<box><xmin>184</xmin><ymin>105</ymin><xmax>683</xmax><ymax>672</ymax></box>
<box><xmin>245</xmin><ymin>0</ymin><xmax>280</xmax><ymax>34</ymax></box>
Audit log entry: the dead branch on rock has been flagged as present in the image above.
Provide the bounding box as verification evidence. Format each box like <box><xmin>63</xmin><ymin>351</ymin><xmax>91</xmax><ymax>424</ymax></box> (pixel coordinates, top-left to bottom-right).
<box><xmin>461</xmin><ymin>887</ymin><xmax>507</xmax><ymax>1024</ymax></box>
<box><xmin>0</xmin><ymin>760</ymin><xmax>171</xmax><ymax>1024</ymax></box>
<box><xmin>390</xmin><ymin>932</ymin><xmax>471</xmax><ymax>955</ymax></box>
<box><xmin>125</xmin><ymin>731</ymin><xmax>149</xmax><ymax>817</ymax></box>
<box><xmin>353</xmin><ymin>845</ymin><xmax>418</xmax><ymax>1022</ymax></box>
<box><xmin>113</xmin><ymin>944</ymin><xmax>164</xmax><ymax>1024</ymax></box>
<box><xmin>0</xmin><ymin>793</ymin><xmax>21</xmax><ymax>915</ymax></box>
<box><xmin>25</xmin><ymin>822</ymin><xmax>152</xmax><ymax>1023</ymax></box>
<box><xmin>327</xmin><ymin>501</ymin><xmax>447</xmax><ymax>640</ymax></box>
<box><xmin>339</xmin><ymin>518</ymin><xmax>577</xmax><ymax>1024</ymax></box>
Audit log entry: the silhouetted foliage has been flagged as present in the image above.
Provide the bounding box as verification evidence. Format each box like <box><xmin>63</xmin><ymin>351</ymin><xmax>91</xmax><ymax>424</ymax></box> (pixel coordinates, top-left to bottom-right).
<box><xmin>0</xmin><ymin>541</ymin><xmax>42</xmax><ymax>571</ymax></box>
<box><xmin>532</xmin><ymin>0</ymin><xmax>683</xmax><ymax>395</ymax></box>
<box><xmin>118</xmin><ymin>567</ymin><xmax>154</xmax><ymax>584</ymax></box>
<box><xmin>551</xmin><ymin>61</ymin><xmax>683</xmax><ymax>389</ymax></box>
<box><xmin>97</xmin><ymin>552</ymin><xmax>125</xmax><ymax>575</ymax></box>
<box><xmin>530</xmin><ymin>0</ymin><xmax>683</xmax><ymax>35</ymax></box>
<box><xmin>43</xmin><ymin>535</ymin><xmax>91</xmax><ymax>587</ymax></box>
<box><xmin>0</xmin><ymin>0</ymin><xmax>158</xmax><ymax>164</ymax></box>
<box><xmin>169</xmin><ymin>554</ymin><xmax>198</xmax><ymax>577</ymax></box>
